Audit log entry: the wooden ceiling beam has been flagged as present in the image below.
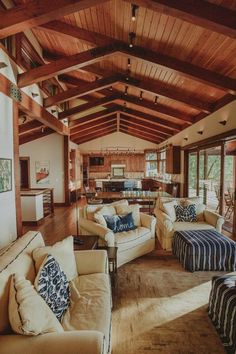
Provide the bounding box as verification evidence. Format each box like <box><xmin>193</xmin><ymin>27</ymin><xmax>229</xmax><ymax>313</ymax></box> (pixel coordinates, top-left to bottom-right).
<box><xmin>119</xmin><ymin>127</ymin><xmax>160</xmax><ymax>144</ymax></box>
<box><xmin>60</xmin><ymin>93</ymin><xmax>117</xmax><ymax>120</ymax></box>
<box><xmin>39</xmin><ymin>21</ymin><xmax>236</xmax><ymax>94</ymax></box>
<box><xmin>19</xmin><ymin>127</ymin><xmax>54</xmax><ymax>145</ymax></box>
<box><xmin>71</xmin><ymin>120</ymin><xmax>117</xmax><ymax>140</ymax></box>
<box><xmin>19</xmin><ymin>120</ymin><xmax>43</xmax><ymax>135</ymax></box>
<box><xmin>120</xmin><ymin>123</ymin><xmax>163</xmax><ymax>142</ymax></box>
<box><xmin>0</xmin><ymin>0</ymin><xmax>109</xmax><ymax>39</ymax></box>
<box><xmin>18</xmin><ymin>44</ymin><xmax>117</xmax><ymax>88</ymax></box>
<box><xmin>44</xmin><ymin>75</ymin><xmax>119</xmax><ymax>107</ymax></box>
<box><xmin>120</xmin><ymin>114</ymin><xmax>170</xmax><ymax>139</ymax></box>
<box><xmin>69</xmin><ymin>106</ymin><xmax>119</xmax><ymax>129</ymax></box>
<box><xmin>70</xmin><ymin>114</ymin><xmax>117</xmax><ymax>135</ymax></box>
<box><xmin>120</xmin><ymin>120</ymin><xmax>166</xmax><ymax>141</ymax></box>
<box><xmin>123</xmin><ymin>0</ymin><xmax>236</xmax><ymax>39</ymax></box>
<box><xmin>73</xmin><ymin>126</ymin><xmax>117</xmax><ymax>144</ymax></box>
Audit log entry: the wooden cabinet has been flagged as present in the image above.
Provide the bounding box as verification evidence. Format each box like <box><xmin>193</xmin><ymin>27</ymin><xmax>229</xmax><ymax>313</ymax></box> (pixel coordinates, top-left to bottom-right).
<box><xmin>166</xmin><ymin>145</ymin><xmax>181</xmax><ymax>174</ymax></box>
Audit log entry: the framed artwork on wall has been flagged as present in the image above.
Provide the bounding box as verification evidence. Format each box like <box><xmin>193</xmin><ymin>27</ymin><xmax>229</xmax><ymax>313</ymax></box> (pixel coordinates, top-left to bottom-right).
<box><xmin>0</xmin><ymin>158</ymin><xmax>12</xmax><ymax>193</ymax></box>
<box><xmin>35</xmin><ymin>160</ymin><xmax>50</xmax><ymax>184</ymax></box>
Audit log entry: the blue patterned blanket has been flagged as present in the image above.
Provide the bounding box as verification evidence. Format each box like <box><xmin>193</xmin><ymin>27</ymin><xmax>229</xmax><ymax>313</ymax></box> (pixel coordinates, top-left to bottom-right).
<box><xmin>209</xmin><ymin>275</ymin><xmax>236</xmax><ymax>354</ymax></box>
<box><xmin>172</xmin><ymin>229</ymin><xmax>236</xmax><ymax>272</ymax></box>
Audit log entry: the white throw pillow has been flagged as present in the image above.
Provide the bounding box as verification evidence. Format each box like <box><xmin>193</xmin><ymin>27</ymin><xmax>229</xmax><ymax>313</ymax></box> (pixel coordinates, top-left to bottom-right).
<box><xmin>115</xmin><ymin>204</ymin><xmax>141</xmax><ymax>226</ymax></box>
<box><xmin>33</xmin><ymin>236</ymin><xmax>77</xmax><ymax>281</ymax></box>
<box><xmin>163</xmin><ymin>200</ymin><xmax>178</xmax><ymax>222</ymax></box>
<box><xmin>94</xmin><ymin>212</ymin><xmax>107</xmax><ymax>227</ymax></box>
<box><xmin>9</xmin><ymin>273</ymin><xmax>63</xmax><ymax>336</ymax></box>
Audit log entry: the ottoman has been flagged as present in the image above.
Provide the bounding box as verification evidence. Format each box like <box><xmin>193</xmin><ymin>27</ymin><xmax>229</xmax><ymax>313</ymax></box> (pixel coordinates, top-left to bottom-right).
<box><xmin>172</xmin><ymin>229</ymin><xmax>236</xmax><ymax>272</ymax></box>
<box><xmin>208</xmin><ymin>275</ymin><xmax>236</xmax><ymax>354</ymax></box>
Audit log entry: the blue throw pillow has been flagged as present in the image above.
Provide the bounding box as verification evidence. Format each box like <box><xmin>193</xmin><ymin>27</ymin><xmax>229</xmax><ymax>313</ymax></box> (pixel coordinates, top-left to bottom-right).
<box><xmin>104</xmin><ymin>212</ymin><xmax>136</xmax><ymax>233</ymax></box>
<box><xmin>174</xmin><ymin>204</ymin><xmax>197</xmax><ymax>222</ymax></box>
<box><xmin>35</xmin><ymin>254</ymin><xmax>70</xmax><ymax>322</ymax></box>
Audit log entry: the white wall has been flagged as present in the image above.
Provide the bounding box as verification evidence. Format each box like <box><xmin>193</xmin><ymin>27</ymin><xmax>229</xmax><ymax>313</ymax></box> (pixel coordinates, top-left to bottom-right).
<box><xmin>0</xmin><ymin>93</ymin><xmax>17</xmax><ymax>247</ymax></box>
<box><xmin>20</xmin><ymin>133</ymin><xmax>65</xmax><ymax>203</ymax></box>
<box><xmin>78</xmin><ymin>131</ymin><xmax>158</xmax><ymax>152</ymax></box>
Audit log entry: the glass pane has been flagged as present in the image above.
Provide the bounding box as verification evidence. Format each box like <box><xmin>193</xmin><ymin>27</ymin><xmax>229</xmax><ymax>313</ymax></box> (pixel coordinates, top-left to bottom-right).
<box><xmin>146</xmin><ymin>151</ymin><xmax>157</xmax><ymax>160</ymax></box>
<box><xmin>188</xmin><ymin>152</ymin><xmax>197</xmax><ymax>197</ymax></box>
<box><xmin>223</xmin><ymin>140</ymin><xmax>236</xmax><ymax>234</ymax></box>
<box><xmin>146</xmin><ymin>161</ymin><xmax>157</xmax><ymax>176</ymax></box>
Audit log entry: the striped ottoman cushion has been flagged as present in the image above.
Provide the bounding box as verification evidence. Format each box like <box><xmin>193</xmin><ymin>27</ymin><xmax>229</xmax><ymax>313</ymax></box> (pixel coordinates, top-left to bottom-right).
<box><xmin>172</xmin><ymin>229</ymin><xmax>236</xmax><ymax>272</ymax></box>
<box><xmin>208</xmin><ymin>275</ymin><xmax>236</xmax><ymax>354</ymax></box>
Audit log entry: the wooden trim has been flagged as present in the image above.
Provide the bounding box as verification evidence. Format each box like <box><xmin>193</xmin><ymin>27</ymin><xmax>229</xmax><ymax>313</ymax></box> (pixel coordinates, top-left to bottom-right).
<box><xmin>0</xmin><ymin>0</ymin><xmax>109</xmax><ymax>39</ymax></box>
<box><xmin>219</xmin><ymin>143</ymin><xmax>225</xmax><ymax>216</ymax></box>
<box><xmin>13</xmin><ymin>102</ymin><xmax>22</xmax><ymax>237</ymax></box>
<box><xmin>0</xmin><ymin>74</ymin><xmax>68</xmax><ymax>135</ymax></box>
<box><xmin>183</xmin><ymin>129</ymin><xmax>236</xmax><ymax>150</ymax></box>
<box><xmin>183</xmin><ymin>150</ymin><xmax>188</xmax><ymax>198</ymax></box>
<box><xmin>19</xmin><ymin>156</ymin><xmax>31</xmax><ymax>189</ymax></box>
<box><xmin>64</xmin><ymin>135</ymin><xmax>70</xmax><ymax>206</ymax></box>
<box><xmin>19</xmin><ymin>120</ymin><xmax>43</xmax><ymax>135</ymax></box>
<box><xmin>54</xmin><ymin>202</ymin><xmax>67</xmax><ymax>207</ymax></box>
<box><xmin>123</xmin><ymin>0</ymin><xmax>236</xmax><ymax>38</ymax></box>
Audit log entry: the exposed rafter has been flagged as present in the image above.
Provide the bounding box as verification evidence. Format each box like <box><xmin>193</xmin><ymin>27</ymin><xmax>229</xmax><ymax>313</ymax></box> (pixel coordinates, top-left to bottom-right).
<box><xmin>69</xmin><ymin>106</ymin><xmax>119</xmax><ymax>129</ymax></box>
<box><xmin>19</xmin><ymin>127</ymin><xmax>54</xmax><ymax>145</ymax></box>
<box><xmin>0</xmin><ymin>0</ymin><xmax>109</xmax><ymax>39</ymax></box>
<box><xmin>19</xmin><ymin>120</ymin><xmax>43</xmax><ymax>135</ymax></box>
<box><xmin>123</xmin><ymin>0</ymin><xmax>236</xmax><ymax>38</ymax></box>
<box><xmin>119</xmin><ymin>127</ymin><xmax>160</xmax><ymax>144</ymax></box>
<box><xmin>73</xmin><ymin>126</ymin><xmax>117</xmax><ymax>145</ymax></box>
<box><xmin>120</xmin><ymin>123</ymin><xmax>163</xmax><ymax>142</ymax></box>
<box><xmin>70</xmin><ymin>114</ymin><xmax>117</xmax><ymax>135</ymax></box>
<box><xmin>71</xmin><ymin>120</ymin><xmax>117</xmax><ymax>141</ymax></box>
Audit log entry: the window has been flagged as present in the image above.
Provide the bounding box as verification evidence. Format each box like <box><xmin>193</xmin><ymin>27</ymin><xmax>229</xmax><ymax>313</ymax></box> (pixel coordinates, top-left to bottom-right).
<box><xmin>145</xmin><ymin>151</ymin><xmax>157</xmax><ymax>177</ymax></box>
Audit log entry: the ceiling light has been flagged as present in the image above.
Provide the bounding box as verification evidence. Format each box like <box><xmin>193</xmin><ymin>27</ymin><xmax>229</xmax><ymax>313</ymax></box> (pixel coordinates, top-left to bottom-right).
<box><xmin>109</xmin><ymin>86</ymin><xmax>113</xmax><ymax>91</ymax></box>
<box><xmin>219</xmin><ymin>120</ymin><xmax>227</xmax><ymax>126</ymax></box>
<box><xmin>0</xmin><ymin>62</ymin><xmax>7</xmax><ymax>69</ymax></box>
<box><xmin>41</xmin><ymin>127</ymin><xmax>45</xmax><ymax>133</ymax></box>
<box><xmin>129</xmin><ymin>32</ymin><xmax>136</xmax><ymax>48</ymax></box>
<box><xmin>124</xmin><ymin>86</ymin><xmax>128</xmax><ymax>96</ymax></box>
<box><xmin>139</xmin><ymin>91</ymin><xmax>143</xmax><ymax>101</ymax></box>
<box><xmin>184</xmin><ymin>137</ymin><xmax>188</xmax><ymax>141</ymax></box>
<box><xmin>197</xmin><ymin>130</ymin><xmax>203</xmax><ymax>135</ymax></box>
<box><xmin>127</xmin><ymin>58</ymin><xmax>131</xmax><ymax>68</ymax></box>
<box><xmin>131</xmin><ymin>4</ymin><xmax>139</xmax><ymax>21</ymax></box>
<box><xmin>51</xmin><ymin>109</ymin><xmax>57</xmax><ymax>114</ymax></box>
<box><xmin>154</xmin><ymin>96</ymin><xmax>158</xmax><ymax>105</ymax></box>
<box><xmin>31</xmin><ymin>92</ymin><xmax>39</xmax><ymax>98</ymax></box>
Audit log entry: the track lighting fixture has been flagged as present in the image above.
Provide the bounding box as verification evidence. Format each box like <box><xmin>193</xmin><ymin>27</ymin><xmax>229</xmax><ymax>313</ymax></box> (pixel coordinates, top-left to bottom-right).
<box><xmin>129</xmin><ymin>32</ymin><xmax>136</xmax><ymax>48</ymax></box>
<box><xmin>51</xmin><ymin>109</ymin><xmax>57</xmax><ymax>114</ymax></box>
<box><xmin>41</xmin><ymin>127</ymin><xmax>45</xmax><ymax>133</ymax></box>
<box><xmin>139</xmin><ymin>91</ymin><xmax>143</xmax><ymax>101</ymax></box>
<box><xmin>109</xmin><ymin>86</ymin><xmax>113</xmax><ymax>91</ymax></box>
<box><xmin>184</xmin><ymin>137</ymin><xmax>188</xmax><ymax>141</ymax></box>
<box><xmin>21</xmin><ymin>116</ymin><xmax>27</xmax><ymax>124</ymax></box>
<box><xmin>219</xmin><ymin>120</ymin><xmax>227</xmax><ymax>126</ymax></box>
<box><xmin>124</xmin><ymin>86</ymin><xmax>128</xmax><ymax>96</ymax></box>
<box><xmin>127</xmin><ymin>58</ymin><xmax>131</xmax><ymax>68</ymax></box>
<box><xmin>197</xmin><ymin>130</ymin><xmax>203</xmax><ymax>135</ymax></box>
<box><xmin>0</xmin><ymin>62</ymin><xmax>7</xmax><ymax>69</ymax></box>
<box><xmin>131</xmin><ymin>4</ymin><xmax>139</xmax><ymax>21</ymax></box>
<box><xmin>154</xmin><ymin>96</ymin><xmax>158</xmax><ymax>105</ymax></box>
<box><xmin>31</xmin><ymin>92</ymin><xmax>39</xmax><ymax>98</ymax></box>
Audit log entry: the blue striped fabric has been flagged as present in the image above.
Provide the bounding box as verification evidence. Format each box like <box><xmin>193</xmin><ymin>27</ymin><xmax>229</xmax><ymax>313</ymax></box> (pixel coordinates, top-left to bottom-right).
<box><xmin>172</xmin><ymin>229</ymin><xmax>236</xmax><ymax>272</ymax></box>
<box><xmin>208</xmin><ymin>275</ymin><xmax>236</xmax><ymax>354</ymax></box>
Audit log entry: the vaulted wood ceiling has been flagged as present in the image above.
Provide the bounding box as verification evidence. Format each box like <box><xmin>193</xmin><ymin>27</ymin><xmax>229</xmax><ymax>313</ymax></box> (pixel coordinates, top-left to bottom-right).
<box><xmin>1</xmin><ymin>0</ymin><xmax>235</xmax><ymax>145</ymax></box>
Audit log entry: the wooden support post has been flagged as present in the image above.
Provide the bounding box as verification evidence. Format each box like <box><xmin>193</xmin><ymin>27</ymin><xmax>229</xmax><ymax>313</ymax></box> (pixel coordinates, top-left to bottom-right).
<box><xmin>64</xmin><ymin>135</ymin><xmax>70</xmax><ymax>206</ymax></box>
<box><xmin>13</xmin><ymin>102</ymin><xmax>22</xmax><ymax>237</ymax></box>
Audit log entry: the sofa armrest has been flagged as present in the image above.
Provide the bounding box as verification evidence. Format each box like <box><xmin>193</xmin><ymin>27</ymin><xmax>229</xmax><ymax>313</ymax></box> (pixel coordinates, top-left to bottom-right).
<box><xmin>74</xmin><ymin>250</ymin><xmax>109</xmax><ymax>275</ymax></box>
<box><xmin>154</xmin><ymin>209</ymin><xmax>174</xmax><ymax>232</ymax></box>
<box><xmin>140</xmin><ymin>213</ymin><xmax>156</xmax><ymax>237</ymax></box>
<box><xmin>0</xmin><ymin>331</ymin><xmax>106</xmax><ymax>354</ymax></box>
<box><xmin>204</xmin><ymin>210</ymin><xmax>224</xmax><ymax>232</ymax></box>
<box><xmin>79</xmin><ymin>217</ymin><xmax>115</xmax><ymax>246</ymax></box>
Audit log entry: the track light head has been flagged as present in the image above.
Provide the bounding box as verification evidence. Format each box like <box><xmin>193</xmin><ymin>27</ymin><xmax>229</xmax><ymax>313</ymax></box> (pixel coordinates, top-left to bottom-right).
<box><xmin>197</xmin><ymin>130</ymin><xmax>204</xmax><ymax>135</ymax></box>
<box><xmin>219</xmin><ymin>120</ymin><xmax>227</xmax><ymax>126</ymax></box>
<box><xmin>154</xmin><ymin>96</ymin><xmax>158</xmax><ymax>105</ymax></box>
<box><xmin>124</xmin><ymin>86</ymin><xmax>128</xmax><ymax>96</ymax></box>
<box><xmin>31</xmin><ymin>92</ymin><xmax>39</xmax><ymax>98</ymax></box>
<box><xmin>129</xmin><ymin>32</ymin><xmax>136</xmax><ymax>48</ymax></box>
<box><xmin>139</xmin><ymin>91</ymin><xmax>143</xmax><ymax>101</ymax></box>
<box><xmin>131</xmin><ymin>4</ymin><xmax>139</xmax><ymax>21</ymax></box>
<box><xmin>127</xmin><ymin>58</ymin><xmax>131</xmax><ymax>68</ymax></box>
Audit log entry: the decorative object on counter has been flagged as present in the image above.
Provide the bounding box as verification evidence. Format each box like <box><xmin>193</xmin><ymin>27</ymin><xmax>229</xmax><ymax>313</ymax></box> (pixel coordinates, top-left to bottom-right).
<box><xmin>0</xmin><ymin>158</ymin><xmax>12</xmax><ymax>193</ymax></box>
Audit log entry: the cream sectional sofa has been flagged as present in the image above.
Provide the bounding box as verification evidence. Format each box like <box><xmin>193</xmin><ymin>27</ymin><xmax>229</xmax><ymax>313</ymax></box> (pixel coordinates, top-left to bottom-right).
<box><xmin>79</xmin><ymin>201</ymin><xmax>156</xmax><ymax>267</ymax></box>
<box><xmin>154</xmin><ymin>196</ymin><xmax>224</xmax><ymax>250</ymax></box>
<box><xmin>0</xmin><ymin>231</ymin><xmax>111</xmax><ymax>354</ymax></box>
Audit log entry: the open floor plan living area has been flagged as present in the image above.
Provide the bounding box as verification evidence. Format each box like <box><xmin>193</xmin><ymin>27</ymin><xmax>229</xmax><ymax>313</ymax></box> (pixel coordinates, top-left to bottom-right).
<box><xmin>0</xmin><ymin>1</ymin><xmax>236</xmax><ymax>353</ymax></box>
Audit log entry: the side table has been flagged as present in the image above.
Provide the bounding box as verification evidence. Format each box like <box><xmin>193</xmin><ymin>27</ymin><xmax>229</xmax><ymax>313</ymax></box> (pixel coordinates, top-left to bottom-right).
<box><xmin>73</xmin><ymin>235</ymin><xmax>99</xmax><ymax>250</ymax></box>
<box><xmin>99</xmin><ymin>246</ymin><xmax>118</xmax><ymax>287</ymax></box>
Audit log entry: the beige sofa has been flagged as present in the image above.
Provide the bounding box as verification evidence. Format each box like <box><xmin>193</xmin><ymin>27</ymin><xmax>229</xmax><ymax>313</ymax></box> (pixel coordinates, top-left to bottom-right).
<box><xmin>154</xmin><ymin>196</ymin><xmax>225</xmax><ymax>250</ymax></box>
<box><xmin>0</xmin><ymin>231</ymin><xmax>111</xmax><ymax>354</ymax></box>
<box><xmin>79</xmin><ymin>201</ymin><xmax>156</xmax><ymax>267</ymax></box>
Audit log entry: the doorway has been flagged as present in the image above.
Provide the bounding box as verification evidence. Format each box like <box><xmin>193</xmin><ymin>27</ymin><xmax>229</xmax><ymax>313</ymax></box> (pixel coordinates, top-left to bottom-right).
<box><xmin>19</xmin><ymin>157</ymin><xmax>30</xmax><ymax>190</ymax></box>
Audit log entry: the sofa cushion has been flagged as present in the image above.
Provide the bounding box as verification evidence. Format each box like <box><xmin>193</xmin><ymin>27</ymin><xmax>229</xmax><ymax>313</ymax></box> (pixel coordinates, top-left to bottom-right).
<box><xmin>33</xmin><ymin>236</ymin><xmax>77</xmax><ymax>281</ymax></box>
<box><xmin>115</xmin><ymin>226</ymin><xmax>151</xmax><ymax>252</ymax></box>
<box><xmin>156</xmin><ymin>197</ymin><xmax>183</xmax><ymax>212</ymax></box>
<box><xmin>9</xmin><ymin>273</ymin><xmax>63</xmax><ymax>335</ymax></box>
<box><xmin>185</xmin><ymin>198</ymin><xmax>206</xmax><ymax>221</ymax></box>
<box><xmin>0</xmin><ymin>231</ymin><xmax>44</xmax><ymax>334</ymax></box>
<box><xmin>173</xmin><ymin>222</ymin><xmax>215</xmax><ymax>232</ymax></box>
<box><xmin>115</xmin><ymin>204</ymin><xmax>141</xmax><ymax>226</ymax></box>
<box><xmin>174</xmin><ymin>204</ymin><xmax>197</xmax><ymax>222</ymax></box>
<box><xmin>62</xmin><ymin>273</ymin><xmax>111</xmax><ymax>353</ymax></box>
<box><xmin>85</xmin><ymin>200</ymin><xmax>128</xmax><ymax>221</ymax></box>
<box><xmin>104</xmin><ymin>212</ymin><xmax>136</xmax><ymax>233</ymax></box>
<box><xmin>163</xmin><ymin>200</ymin><xmax>178</xmax><ymax>222</ymax></box>
<box><xmin>35</xmin><ymin>255</ymin><xmax>70</xmax><ymax>322</ymax></box>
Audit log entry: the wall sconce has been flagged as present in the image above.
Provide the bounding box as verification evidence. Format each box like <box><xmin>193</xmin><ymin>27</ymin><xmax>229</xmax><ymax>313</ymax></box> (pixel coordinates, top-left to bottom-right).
<box><xmin>197</xmin><ymin>130</ymin><xmax>203</xmax><ymax>135</ymax></box>
<box><xmin>31</xmin><ymin>92</ymin><xmax>39</xmax><ymax>98</ymax></box>
<box><xmin>139</xmin><ymin>90</ymin><xmax>143</xmax><ymax>101</ymax></box>
<box><xmin>154</xmin><ymin>95</ymin><xmax>158</xmax><ymax>105</ymax></box>
<box><xmin>51</xmin><ymin>109</ymin><xmax>57</xmax><ymax>114</ymax></box>
<box><xmin>0</xmin><ymin>62</ymin><xmax>7</xmax><ymax>69</ymax></box>
<box><xmin>219</xmin><ymin>120</ymin><xmax>227</xmax><ymax>126</ymax></box>
<box><xmin>129</xmin><ymin>32</ymin><xmax>136</xmax><ymax>48</ymax></box>
<box><xmin>131</xmin><ymin>4</ymin><xmax>139</xmax><ymax>21</ymax></box>
<box><xmin>124</xmin><ymin>86</ymin><xmax>128</xmax><ymax>96</ymax></box>
<box><xmin>127</xmin><ymin>58</ymin><xmax>131</xmax><ymax>68</ymax></box>
<box><xmin>184</xmin><ymin>137</ymin><xmax>188</xmax><ymax>141</ymax></box>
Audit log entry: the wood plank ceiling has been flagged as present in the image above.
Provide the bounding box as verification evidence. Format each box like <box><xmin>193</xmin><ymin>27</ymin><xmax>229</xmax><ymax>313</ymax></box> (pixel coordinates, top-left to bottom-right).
<box><xmin>2</xmin><ymin>0</ymin><xmax>235</xmax><ymax>145</ymax></box>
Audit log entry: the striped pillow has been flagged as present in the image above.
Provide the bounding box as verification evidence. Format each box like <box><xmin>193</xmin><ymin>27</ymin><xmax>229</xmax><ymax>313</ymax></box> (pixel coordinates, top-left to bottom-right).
<box><xmin>174</xmin><ymin>204</ymin><xmax>197</xmax><ymax>222</ymax></box>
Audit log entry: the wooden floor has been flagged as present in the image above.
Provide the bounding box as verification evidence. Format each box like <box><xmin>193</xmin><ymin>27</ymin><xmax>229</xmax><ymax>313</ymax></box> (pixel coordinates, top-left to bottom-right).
<box><xmin>24</xmin><ymin>202</ymin><xmax>227</xmax><ymax>354</ymax></box>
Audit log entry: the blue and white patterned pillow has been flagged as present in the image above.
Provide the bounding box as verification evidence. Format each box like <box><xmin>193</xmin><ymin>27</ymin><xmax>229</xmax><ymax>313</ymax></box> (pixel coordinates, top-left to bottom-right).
<box><xmin>104</xmin><ymin>212</ymin><xmax>136</xmax><ymax>233</ymax></box>
<box><xmin>174</xmin><ymin>204</ymin><xmax>197</xmax><ymax>222</ymax></box>
<box><xmin>34</xmin><ymin>254</ymin><xmax>70</xmax><ymax>322</ymax></box>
